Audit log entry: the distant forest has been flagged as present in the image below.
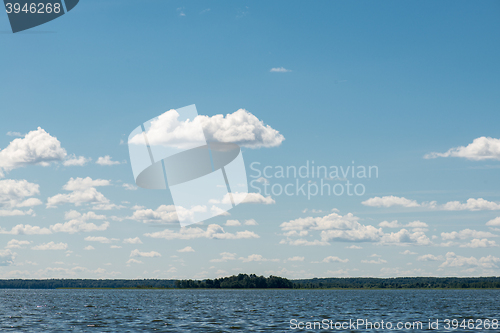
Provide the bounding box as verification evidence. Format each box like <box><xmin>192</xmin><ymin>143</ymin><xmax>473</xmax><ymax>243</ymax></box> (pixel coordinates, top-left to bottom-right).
<box><xmin>293</xmin><ymin>277</ymin><xmax>500</xmax><ymax>289</ymax></box>
<box><xmin>175</xmin><ymin>274</ymin><xmax>293</xmax><ymax>289</ymax></box>
<box><xmin>0</xmin><ymin>279</ymin><xmax>176</xmax><ymax>289</ymax></box>
<box><xmin>0</xmin><ymin>275</ymin><xmax>499</xmax><ymax>289</ymax></box>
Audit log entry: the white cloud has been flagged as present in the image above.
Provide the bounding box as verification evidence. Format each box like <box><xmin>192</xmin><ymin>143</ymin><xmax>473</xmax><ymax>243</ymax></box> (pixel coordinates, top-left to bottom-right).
<box><xmin>6</xmin><ymin>239</ymin><xmax>30</xmax><ymax>249</ymax></box>
<box><xmin>210</xmin><ymin>205</ymin><xmax>230</xmax><ymax>217</ymax></box>
<box><xmin>177</xmin><ymin>246</ymin><xmax>195</xmax><ymax>253</ymax></box>
<box><xmin>283</xmin><ymin>230</ymin><xmax>308</xmax><ymax>237</ymax></box>
<box><xmin>50</xmin><ymin>220</ymin><xmax>109</xmax><ymax>234</ymax></box>
<box><xmin>281</xmin><ymin>212</ymin><xmax>361</xmax><ymax>232</ymax></box>
<box><xmin>317</xmin><ymin>256</ymin><xmax>349</xmax><ymax>263</ymax></box>
<box><xmin>439</xmin><ymin>241</ymin><xmax>456</xmax><ymax>247</ymax></box>
<box><xmin>32</xmin><ymin>242</ymin><xmax>68</xmax><ymax>251</ymax></box>
<box><xmin>270</xmin><ymin>67</ymin><xmax>292</xmax><ymax>73</ymax></box>
<box><xmin>285</xmin><ymin>256</ymin><xmax>304</xmax><ymax>262</ymax></box>
<box><xmin>6</xmin><ymin>131</ymin><xmax>22</xmax><ymax>137</ymax></box>
<box><xmin>129</xmin><ymin>204</ymin><xmax>207</xmax><ymax>224</ymax></box>
<box><xmin>63</xmin><ymin>155</ymin><xmax>90</xmax><ymax>166</ymax></box>
<box><xmin>424</xmin><ymin>137</ymin><xmax>500</xmax><ymax>161</ymax></box>
<box><xmin>64</xmin><ymin>210</ymin><xmax>107</xmax><ymax>221</ymax></box>
<box><xmin>365</xmin><ymin>195</ymin><xmax>500</xmax><ymax>212</ymax></box>
<box><xmin>84</xmin><ymin>236</ymin><xmax>117</xmax><ymax>244</ymax></box>
<box><xmin>210</xmin><ymin>252</ymin><xmax>237</xmax><ymax>263</ymax></box>
<box><xmin>380</xmin><ymin>229</ymin><xmax>431</xmax><ymax>246</ymax></box>
<box><xmin>122</xmin><ymin>183</ymin><xmax>137</xmax><ymax>191</ymax></box>
<box><xmin>0</xmin><ymin>209</ymin><xmax>35</xmax><ymax>217</ymax></box>
<box><xmin>486</xmin><ymin>217</ymin><xmax>500</xmax><ymax>227</ymax></box>
<box><xmin>126</xmin><ymin>259</ymin><xmax>143</xmax><ymax>265</ymax></box>
<box><xmin>110</xmin><ymin>245</ymin><xmax>122</xmax><ymax>249</ymax></box>
<box><xmin>211</xmin><ymin>192</ymin><xmax>275</xmax><ymax>205</ymax></box>
<box><xmin>84</xmin><ymin>245</ymin><xmax>95</xmax><ymax>251</ymax></box>
<box><xmin>0</xmin><ymin>249</ymin><xmax>15</xmax><ymax>265</ymax></box>
<box><xmin>400</xmin><ymin>250</ymin><xmax>417</xmax><ymax>255</ymax></box>
<box><xmin>166</xmin><ymin>267</ymin><xmax>177</xmax><ymax>273</ymax></box>
<box><xmin>244</xmin><ymin>219</ymin><xmax>258</xmax><ymax>226</ymax></box>
<box><xmin>50</xmin><ymin>191</ymin><xmax>99</xmax><ymax>208</ymax></box>
<box><xmin>361</xmin><ymin>258</ymin><xmax>387</xmax><ymax>264</ymax></box>
<box><xmin>280</xmin><ymin>239</ymin><xmax>329</xmax><ymax>246</ymax></box>
<box><xmin>96</xmin><ymin>155</ymin><xmax>121</xmax><ymax>166</ymax></box>
<box><xmin>281</xmin><ymin>212</ymin><xmax>384</xmax><ymax>243</ymax></box>
<box><xmin>92</xmin><ymin>203</ymin><xmax>126</xmax><ymax>211</ymax></box>
<box><xmin>123</xmin><ymin>237</ymin><xmax>142</xmax><ymax>244</ymax></box>
<box><xmin>460</xmin><ymin>239</ymin><xmax>498</xmax><ymax>248</ymax></box>
<box><xmin>440</xmin><ymin>252</ymin><xmax>500</xmax><ymax>269</ymax></box>
<box><xmin>378</xmin><ymin>220</ymin><xmax>401</xmax><ymax>228</ymax></box>
<box><xmin>345</xmin><ymin>245</ymin><xmax>362</xmax><ymax>249</ymax></box>
<box><xmin>239</xmin><ymin>254</ymin><xmax>279</xmax><ymax>263</ymax></box>
<box><xmin>145</xmin><ymin>224</ymin><xmax>259</xmax><ymax>240</ymax></box>
<box><xmin>417</xmin><ymin>254</ymin><xmax>443</xmax><ymax>261</ymax></box>
<box><xmin>281</xmin><ymin>212</ymin><xmax>431</xmax><ymax>246</ymax></box>
<box><xmin>0</xmin><ymin>224</ymin><xmax>51</xmax><ymax>235</ymax></box>
<box><xmin>325</xmin><ymin>269</ymin><xmax>350</xmax><ymax>277</ymax></box>
<box><xmin>131</xmin><ymin>205</ymin><xmax>177</xmax><ymax>222</ymax></box>
<box><xmin>441</xmin><ymin>198</ymin><xmax>500</xmax><ymax>211</ymax></box>
<box><xmin>0</xmin><ymin>127</ymin><xmax>66</xmax><ymax>177</ymax></box>
<box><xmin>0</xmin><ymin>266</ymin><xmax>121</xmax><ymax>278</ymax></box>
<box><xmin>225</xmin><ymin>219</ymin><xmax>241</xmax><ymax>226</ymax></box>
<box><xmin>49</xmin><ymin>210</ymin><xmax>110</xmax><ymax>234</ymax></box>
<box><xmin>129</xmin><ymin>109</ymin><xmax>284</xmax><ymax>149</ymax></box>
<box><xmin>379</xmin><ymin>220</ymin><xmax>428</xmax><ymax>229</ymax></box>
<box><xmin>47</xmin><ymin>177</ymin><xmax>111</xmax><ymax>208</ymax></box>
<box><xmin>0</xmin><ymin>179</ymin><xmax>42</xmax><ymax>209</ymax></box>
<box><xmin>321</xmin><ymin>226</ymin><xmax>384</xmax><ymax>243</ymax></box>
<box><xmin>362</xmin><ymin>196</ymin><xmax>420</xmax><ymax>208</ymax></box>
<box><xmin>441</xmin><ymin>229</ymin><xmax>497</xmax><ymax>240</ymax></box>
<box><xmin>406</xmin><ymin>221</ymin><xmax>428</xmax><ymax>228</ymax></box>
<box><xmin>17</xmin><ymin>198</ymin><xmax>42</xmax><ymax>208</ymax></box>
<box><xmin>63</xmin><ymin>177</ymin><xmax>111</xmax><ymax>191</ymax></box>
<box><xmin>130</xmin><ymin>249</ymin><xmax>161</xmax><ymax>258</ymax></box>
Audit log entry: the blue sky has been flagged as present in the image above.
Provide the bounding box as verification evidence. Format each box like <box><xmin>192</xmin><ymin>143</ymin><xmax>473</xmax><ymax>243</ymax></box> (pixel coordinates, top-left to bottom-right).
<box><xmin>1</xmin><ymin>0</ymin><xmax>500</xmax><ymax>279</ymax></box>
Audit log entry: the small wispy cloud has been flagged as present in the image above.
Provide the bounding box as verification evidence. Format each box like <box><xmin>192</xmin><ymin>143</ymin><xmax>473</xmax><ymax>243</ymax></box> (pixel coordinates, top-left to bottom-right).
<box><xmin>63</xmin><ymin>155</ymin><xmax>91</xmax><ymax>167</ymax></box>
<box><xmin>177</xmin><ymin>7</ymin><xmax>186</xmax><ymax>17</ymax></box>
<box><xmin>32</xmin><ymin>242</ymin><xmax>68</xmax><ymax>251</ymax></box>
<box><xmin>270</xmin><ymin>67</ymin><xmax>292</xmax><ymax>73</ymax></box>
<box><xmin>122</xmin><ymin>183</ymin><xmax>137</xmax><ymax>191</ymax></box>
<box><xmin>130</xmin><ymin>249</ymin><xmax>161</xmax><ymax>258</ymax></box>
<box><xmin>96</xmin><ymin>156</ymin><xmax>120</xmax><ymax>166</ymax></box>
<box><xmin>177</xmin><ymin>246</ymin><xmax>195</xmax><ymax>253</ymax></box>
<box><xmin>424</xmin><ymin>137</ymin><xmax>500</xmax><ymax>161</ymax></box>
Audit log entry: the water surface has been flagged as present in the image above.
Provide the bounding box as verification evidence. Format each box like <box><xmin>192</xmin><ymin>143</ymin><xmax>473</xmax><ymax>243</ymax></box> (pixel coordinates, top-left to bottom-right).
<box><xmin>1</xmin><ymin>289</ymin><xmax>498</xmax><ymax>332</ymax></box>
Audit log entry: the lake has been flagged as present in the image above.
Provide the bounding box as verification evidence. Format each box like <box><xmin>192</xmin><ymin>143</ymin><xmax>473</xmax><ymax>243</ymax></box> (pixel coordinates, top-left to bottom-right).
<box><xmin>0</xmin><ymin>289</ymin><xmax>499</xmax><ymax>332</ymax></box>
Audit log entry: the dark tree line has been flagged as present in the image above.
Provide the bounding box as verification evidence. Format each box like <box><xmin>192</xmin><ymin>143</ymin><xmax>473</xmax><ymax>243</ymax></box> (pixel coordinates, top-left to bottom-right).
<box><xmin>0</xmin><ymin>279</ymin><xmax>176</xmax><ymax>289</ymax></box>
<box><xmin>175</xmin><ymin>274</ymin><xmax>293</xmax><ymax>289</ymax></box>
<box><xmin>293</xmin><ymin>277</ymin><xmax>500</xmax><ymax>289</ymax></box>
<box><xmin>0</xmin><ymin>276</ymin><xmax>499</xmax><ymax>289</ymax></box>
